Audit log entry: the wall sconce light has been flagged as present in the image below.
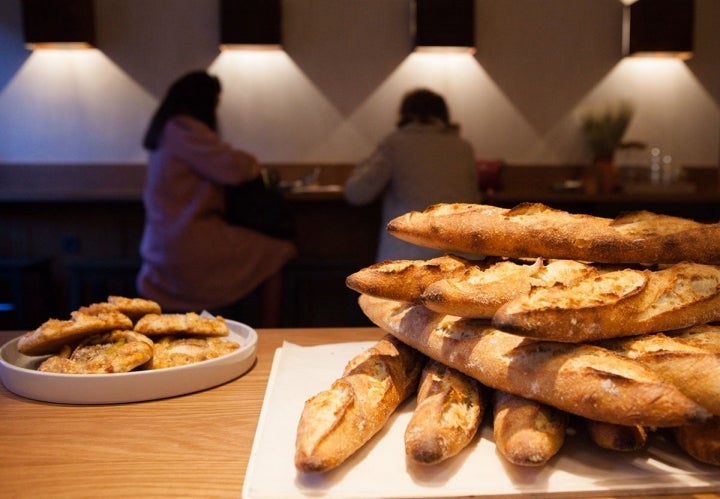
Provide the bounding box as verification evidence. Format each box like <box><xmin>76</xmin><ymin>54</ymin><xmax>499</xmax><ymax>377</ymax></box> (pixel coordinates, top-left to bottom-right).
<box><xmin>412</xmin><ymin>0</ymin><xmax>476</xmax><ymax>54</ymax></box>
<box><xmin>219</xmin><ymin>0</ymin><xmax>282</xmax><ymax>51</ymax></box>
<box><xmin>622</xmin><ymin>0</ymin><xmax>694</xmax><ymax>60</ymax></box>
<box><xmin>21</xmin><ymin>0</ymin><xmax>96</xmax><ymax>50</ymax></box>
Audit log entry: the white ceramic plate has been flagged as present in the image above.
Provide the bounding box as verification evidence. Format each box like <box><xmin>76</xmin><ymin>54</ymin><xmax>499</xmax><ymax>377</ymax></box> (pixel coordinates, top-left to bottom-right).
<box><xmin>0</xmin><ymin>319</ymin><xmax>257</xmax><ymax>404</ymax></box>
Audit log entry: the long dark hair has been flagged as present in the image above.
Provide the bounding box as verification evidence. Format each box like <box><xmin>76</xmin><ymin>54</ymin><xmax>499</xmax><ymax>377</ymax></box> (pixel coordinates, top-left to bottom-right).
<box><xmin>143</xmin><ymin>71</ymin><xmax>222</xmax><ymax>150</ymax></box>
<box><xmin>396</xmin><ymin>88</ymin><xmax>451</xmax><ymax>129</ymax></box>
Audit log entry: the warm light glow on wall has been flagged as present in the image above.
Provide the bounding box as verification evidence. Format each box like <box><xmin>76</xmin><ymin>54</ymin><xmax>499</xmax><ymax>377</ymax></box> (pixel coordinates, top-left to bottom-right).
<box><xmin>0</xmin><ymin>48</ymin><xmax>154</xmax><ymax>162</ymax></box>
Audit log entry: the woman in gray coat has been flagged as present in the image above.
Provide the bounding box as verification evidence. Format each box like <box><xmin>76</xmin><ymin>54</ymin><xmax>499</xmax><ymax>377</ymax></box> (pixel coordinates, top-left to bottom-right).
<box><xmin>344</xmin><ymin>88</ymin><xmax>482</xmax><ymax>261</ymax></box>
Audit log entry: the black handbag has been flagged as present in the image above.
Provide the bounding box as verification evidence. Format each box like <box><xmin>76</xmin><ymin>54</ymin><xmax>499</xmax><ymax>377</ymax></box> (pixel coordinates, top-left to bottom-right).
<box><xmin>225</xmin><ymin>169</ymin><xmax>296</xmax><ymax>240</ymax></box>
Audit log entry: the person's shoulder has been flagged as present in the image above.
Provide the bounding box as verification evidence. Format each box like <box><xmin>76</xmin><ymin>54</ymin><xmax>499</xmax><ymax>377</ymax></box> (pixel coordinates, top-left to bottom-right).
<box><xmin>164</xmin><ymin>115</ymin><xmax>216</xmax><ymax>144</ymax></box>
<box><xmin>168</xmin><ymin>115</ymin><xmax>208</xmax><ymax>133</ymax></box>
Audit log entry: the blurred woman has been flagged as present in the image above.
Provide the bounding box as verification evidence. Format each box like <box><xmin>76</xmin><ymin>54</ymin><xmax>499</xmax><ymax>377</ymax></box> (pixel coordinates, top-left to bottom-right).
<box><xmin>344</xmin><ymin>88</ymin><xmax>481</xmax><ymax>261</ymax></box>
<box><xmin>137</xmin><ymin>70</ymin><xmax>296</xmax><ymax>326</ymax></box>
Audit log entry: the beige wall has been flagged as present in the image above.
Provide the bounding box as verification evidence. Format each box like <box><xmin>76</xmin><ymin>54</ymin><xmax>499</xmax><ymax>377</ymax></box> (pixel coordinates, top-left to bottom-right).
<box><xmin>0</xmin><ymin>0</ymin><xmax>718</xmax><ymax>167</ymax></box>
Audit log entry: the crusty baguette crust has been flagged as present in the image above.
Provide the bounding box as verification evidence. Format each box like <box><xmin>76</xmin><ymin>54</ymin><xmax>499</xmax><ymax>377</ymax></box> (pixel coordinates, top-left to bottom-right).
<box><xmin>492</xmin><ymin>391</ymin><xmax>567</xmax><ymax>466</ymax></box>
<box><xmin>585</xmin><ymin>420</ymin><xmax>647</xmax><ymax>452</ymax></box>
<box><xmin>358</xmin><ymin>294</ymin><xmax>710</xmax><ymax>427</ymax></box>
<box><xmin>294</xmin><ymin>335</ymin><xmax>423</xmax><ymax>473</ymax></box>
<box><xmin>673</xmin><ymin>416</ymin><xmax>720</xmax><ymax>466</ymax></box>
<box><xmin>345</xmin><ymin>254</ymin><xmax>488</xmax><ymax>302</ymax></box>
<box><xmin>422</xmin><ymin>258</ymin><xmax>596</xmax><ymax>319</ymax></box>
<box><xmin>599</xmin><ymin>332</ymin><xmax>720</xmax><ymax>415</ymax></box>
<box><xmin>386</xmin><ymin>202</ymin><xmax>720</xmax><ymax>264</ymax></box>
<box><xmin>667</xmin><ymin>324</ymin><xmax>720</xmax><ymax>353</ymax></box>
<box><xmin>405</xmin><ymin>359</ymin><xmax>482</xmax><ymax>465</ymax></box>
<box><xmin>493</xmin><ymin>262</ymin><xmax>720</xmax><ymax>342</ymax></box>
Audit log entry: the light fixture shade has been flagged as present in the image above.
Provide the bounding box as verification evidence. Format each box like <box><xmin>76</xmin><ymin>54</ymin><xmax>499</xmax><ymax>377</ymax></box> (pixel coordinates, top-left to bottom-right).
<box><xmin>623</xmin><ymin>0</ymin><xmax>694</xmax><ymax>59</ymax></box>
<box><xmin>220</xmin><ymin>0</ymin><xmax>282</xmax><ymax>50</ymax></box>
<box><xmin>412</xmin><ymin>0</ymin><xmax>475</xmax><ymax>53</ymax></box>
<box><xmin>21</xmin><ymin>0</ymin><xmax>95</xmax><ymax>49</ymax></box>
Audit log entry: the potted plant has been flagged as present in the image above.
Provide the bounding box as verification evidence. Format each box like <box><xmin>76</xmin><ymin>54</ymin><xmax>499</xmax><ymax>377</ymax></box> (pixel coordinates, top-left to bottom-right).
<box><xmin>581</xmin><ymin>101</ymin><xmax>634</xmax><ymax>192</ymax></box>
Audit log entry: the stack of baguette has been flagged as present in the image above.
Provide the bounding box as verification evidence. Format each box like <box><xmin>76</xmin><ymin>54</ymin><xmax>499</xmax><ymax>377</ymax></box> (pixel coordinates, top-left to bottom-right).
<box><xmin>295</xmin><ymin>202</ymin><xmax>720</xmax><ymax>474</ymax></box>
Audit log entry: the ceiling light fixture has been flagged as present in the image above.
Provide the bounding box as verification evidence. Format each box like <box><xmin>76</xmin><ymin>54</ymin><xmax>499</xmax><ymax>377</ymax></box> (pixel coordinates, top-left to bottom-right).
<box><xmin>412</xmin><ymin>0</ymin><xmax>476</xmax><ymax>54</ymax></box>
<box><xmin>622</xmin><ymin>0</ymin><xmax>694</xmax><ymax>60</ymax></box>
<box><xmin>21</xmin><ymin>0</ymin><xmax>96</xmax><ymax>50</ymax></box>
<box><xmin>220</xmin><ymin>0</ymin><xmax>282</xmax><ymax>51</ymax></box>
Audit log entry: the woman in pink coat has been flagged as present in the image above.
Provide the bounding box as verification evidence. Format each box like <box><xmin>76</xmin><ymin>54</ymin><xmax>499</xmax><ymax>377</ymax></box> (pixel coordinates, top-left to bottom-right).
<box><xmin>137</xmin><ymin>71</ymin><xmax>297</xmax><ymax>326</ymax></box>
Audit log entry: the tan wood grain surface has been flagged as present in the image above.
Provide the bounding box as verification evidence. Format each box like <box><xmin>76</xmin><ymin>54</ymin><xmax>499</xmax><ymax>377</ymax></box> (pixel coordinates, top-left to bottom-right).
<box><xmin>0</xmin><ymin>328</ymin><xmax>381</xmax><ymax>498</ymax></box>
<box><xmin>0</xmin><ymin>328</ymin><xmax>716</xmax><ymax>499</ymax></box>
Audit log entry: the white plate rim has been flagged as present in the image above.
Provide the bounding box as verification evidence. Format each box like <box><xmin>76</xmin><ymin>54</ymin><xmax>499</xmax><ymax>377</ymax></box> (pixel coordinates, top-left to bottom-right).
<box><xmin>0</xmin><ymin>319</ymin><xmax>257</xmax><ymax>404</ymax></box>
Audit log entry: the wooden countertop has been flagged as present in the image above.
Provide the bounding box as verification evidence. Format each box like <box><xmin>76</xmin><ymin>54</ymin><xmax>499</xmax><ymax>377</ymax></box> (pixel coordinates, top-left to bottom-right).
<box><xmin>0</xmin><ymin>328</ymin><xmax>382</xmax><ymax>498</ymax></box>
<box><xmin>0</xmin><ymin>328</ymin><xmax>716</xmax><ymax>498</ymax></box>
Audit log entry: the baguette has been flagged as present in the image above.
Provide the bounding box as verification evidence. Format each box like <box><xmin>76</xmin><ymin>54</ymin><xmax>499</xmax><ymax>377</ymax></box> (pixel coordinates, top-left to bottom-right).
<box><xmin>405</xmin><ymin>359</ymin><xmax>483</xmax><ymax>465</ymax></box>
<box><xmin>492</xmin><ymin>262</ymin><xmax>720</xmax><ymax>342</ymax></box>
<box><xmin>585</xmin><ymin>420</ymin><xmax>647</xmax><ymax>452</ymax></box>
<box><xmin>667</xmin><ymin>324</ymin><xmax>720</xmax><ymax>353</ymax></box>
<box><xmin>345</xmin><ymin>254</ymin><xmax>487</xmax><ymax>303</ymax></box>
<box><xmin>598</xmin><ymin>332</ymin><xmax>720</xmax><ymax>415</ymax></box>
<box><xmin>421</xmin><ymin>258</ymin><xmax>596</xmax><ymax>319</ymax></box>
<box><xmin>386</xmin><ymin>202</ymin><xmax>720</xmax><ymax>264</ymax></box>
<box><xmin>294</xmin><ymin>334</ymin><xmax>423</xmax><ymax>473</ymax></box>
<box><xmin>358</xmin><ymin>294</ymin><xmax>710</xmax><ymax>427</ymax></box>
<box><xmin>492</xmin><ymin>390</ymin><xmax>567</xmax><ymax>466</ymax></box>
<box><xmin>673</xmin><ymin>416</ymin><xmax>720</xmax><ymax>466</ymax></box>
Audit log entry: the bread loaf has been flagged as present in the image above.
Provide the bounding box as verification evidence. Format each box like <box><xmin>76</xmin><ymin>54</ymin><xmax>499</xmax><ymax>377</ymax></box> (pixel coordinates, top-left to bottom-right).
<box><xmin>667</xmin><ymin>324</ymin><xmax>720</xmax><ymax>353</ymax></box>
<box><xmin>492</xmin><ymin>262</ymin><xmax>720</xmax><ymax>342</ymax></box>
<box><xmin>585</xmin><ymin>420</ymin><xmax>647</xmax><ymax>452</ymax></box>
<box><xmin>386</xmin><ymin>202</ymin><xmax>720</xmax><ymax>264</ymax></box>
<box><xmin>673</xmin><ymin>416</ymin><xmax>720</xmax><ymax>466</ymax></box>
<box><xmin>492</xmin><ymin>391</ymin><xmax>567</xmax><ymax>466</ymax></box>
<box><xmin>345</xmin><ymin>254</ymin><xmax>486</xmax><ymax>303</ymax></box>
<box><xmin>422</xmin><ymin>258</ymin><xmax>596</xmax><ymax>319</ymax></box>
<box><xmin>358</xmin><ymin>294</ymin><xmax>710</xmax><ymax>427</ymax></box>
<box><xmin>405</xmin><ymin>359</ymin><xmax>482</xmax><ymax>465</ymax></box>
<box><xmin>294</xmin><ymin>334</ymin><xmax>423</xmax><ymax>473</ymax></box>
<box><xmin>599</xmin><ymin>332</ymin><xmax>720</xmax><ymax>415</ymax></box>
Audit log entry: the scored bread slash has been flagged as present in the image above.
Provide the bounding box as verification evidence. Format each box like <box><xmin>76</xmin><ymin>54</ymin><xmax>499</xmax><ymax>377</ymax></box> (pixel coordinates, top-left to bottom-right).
<box><xmin>492</xmin><ymin>391</ymin><xmax>567</xmax><ymax>467</ymax></box>
<box><xmin>294</xmin><ymin>335</ymin><xmax>424</xmax><ymax>473</ymax></box>
<box><xmin>345</xmin><ymin>254</ymin><xmax>488</xmax><ymax>303</ymax></box>
<box><xmin>405</xmin><ymin>359</ymin><xmax>483</xmax><ymax>465</ymax></box>
<box><xmin>421</xmin><ymin>258</ymin><xmax>598</xmax><ymax>319</ymax></box>
<box><xmin>134</xmin><ymin>312</ymin><xmax>229</xmax><ymax>337</ymax></box>
<box><xmin>492</xmin><ymin>262</ymin><xmax>720</xmax><ymax>342</ymax></box>
<box><xmin>17</xmin><ymin>310</ymin><xmax>134</xmax><ymax>356</ymax></box>
<box><xmin>386</xmin><ymin>202</ymin><xmax>720</xmax><ymax>264</ymax></box>
<box><xmin>358</xmin><ymin>294</ymin><xmax>711</xmax><ymax>428</ymax></box>
<box><xmin>599</xmin><ymin>332</ymin><xmax>720</xmax><ymax>415</ymax></box>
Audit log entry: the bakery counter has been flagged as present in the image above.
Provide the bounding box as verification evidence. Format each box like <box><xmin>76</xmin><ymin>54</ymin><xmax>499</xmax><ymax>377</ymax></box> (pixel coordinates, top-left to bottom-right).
<box><xmin>486</xmin><ymin>164</ymin><xmax>720</xmax><ymax>221</ymax></box>
<box><xmin>0</xmin><ymin>328</ymin><xmax>717</xmax><ymax>499</ymax></box>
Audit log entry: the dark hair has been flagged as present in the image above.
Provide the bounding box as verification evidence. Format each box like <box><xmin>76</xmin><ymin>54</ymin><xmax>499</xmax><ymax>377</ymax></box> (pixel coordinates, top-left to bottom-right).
<box><xmin>143</xmin><ymin>71</ymin><xmax>222</xmax><ymax>150</ymax></box>
<box><xmin>396</xmin><ymin>88</ymin><xmax>451</xmax><ymax>128</ymax></box>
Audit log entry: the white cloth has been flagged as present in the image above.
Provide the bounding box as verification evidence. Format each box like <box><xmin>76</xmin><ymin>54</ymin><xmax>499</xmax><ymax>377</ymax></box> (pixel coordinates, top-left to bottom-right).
<box><xmin>344</xmin><ymin>123</ymin><xmax>481</xmax><ymax>261</ymax></box>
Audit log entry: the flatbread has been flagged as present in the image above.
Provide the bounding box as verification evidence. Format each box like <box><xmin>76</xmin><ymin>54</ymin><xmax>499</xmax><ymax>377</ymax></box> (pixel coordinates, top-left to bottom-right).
<box><xmin>149</xmin><ymin>336</ymin><xmax>240</xmax><ymax>369</ymax></box>
<box><xmin>134</xmin><ymin>313</ymin><xmax>229</xmax><ymax>337</ymax></box>
<box><xmin>18</xmin><ymin>310</ymin><xmax>134</xmax><ymax>356</ymax></box>
<box><xmin>37</xmin><ymin>330</ymin><xmax>154</xmax><ymax>374</ymax></box>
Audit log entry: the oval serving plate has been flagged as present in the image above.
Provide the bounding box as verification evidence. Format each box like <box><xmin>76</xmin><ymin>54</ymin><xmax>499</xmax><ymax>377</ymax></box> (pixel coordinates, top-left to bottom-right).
<box><xmin>0</xmin><ymin>319</ymin><xmax>257</xmax><ymax>405</ymax></box>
